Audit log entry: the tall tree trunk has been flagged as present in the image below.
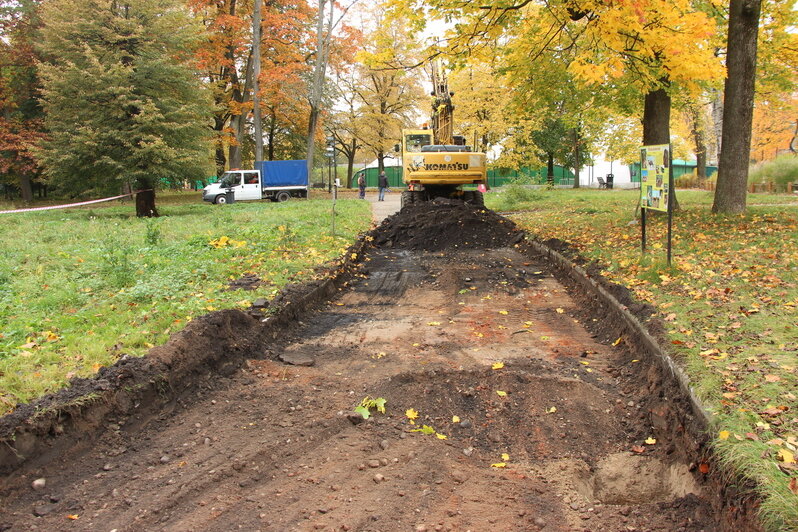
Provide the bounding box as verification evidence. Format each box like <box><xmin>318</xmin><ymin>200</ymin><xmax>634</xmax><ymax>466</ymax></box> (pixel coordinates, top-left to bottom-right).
<box><xmin>268</xmin><ymin>113</ymin><xmax>276</xmax><ymax>161</ymax></box>
<box><xmin>709</xmin><ymin>89</ymin><xmax>723</xmax><ymax>165</ymax></box>
<box><xmin>252</xmin><ymin>0</ymin><xmax>263</xmax><ymax>163</ymax></box>
<box><xmin>572</xmin><ymin>128</ymin><xmax>580</xmax><ymax>189</ymax></box>
<box><xmin>643</xmin><ymin>86</ymin><xmax>679</xmax><ymax>209</ymax></box>
<box><xmin>19</xmin><ymin>175</ymin><xmax>33</xmax><ymax>202</ymax></box>
<box><xmin>712</xmin><ymin>0</ymin><xmax>761</xmax><ymax>214</ymax></box>
<box><xmin>214</xmin><ymin>116</ymin><xmax>227</xmax><ymax>178</ymax></box>
<box><xmin>690</xmin><ymin>105</ymin><xmax>707</xmax><ymax>179</ymax></box>
<box><xmin>228</xmin><ymin>52</ymin><xmax>254</xmax><ymax>170</ymax></box>
<box><xmin>346</xmin><ymin>138</ymin><xmax>356</xmax><ymax>188</ymax></box>
<box><xmin>135</xmin><ymin>178</ymin><xmax>158</xmax><ymax>217</ymax></box>
<box><xmin>306</xmin><ymin>0</ymin><xmax>333</xmax><ymax>194</ymax></box>
<box><xmin>228</xmin><ymin>114</ymin><xmax>244</xmax><ymax>169</ymax></box>
<box><xmin>546</xmin><ymin>152</ymin><xmax>554</xmax><ymax>185</ymax></box>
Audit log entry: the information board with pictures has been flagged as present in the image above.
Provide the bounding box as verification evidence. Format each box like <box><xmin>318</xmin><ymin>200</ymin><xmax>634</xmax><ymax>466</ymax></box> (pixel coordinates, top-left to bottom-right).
<box><xmin>639</xmin><ymin>144</ymin><xmax>670</xmax><ymax>212</ymax></box>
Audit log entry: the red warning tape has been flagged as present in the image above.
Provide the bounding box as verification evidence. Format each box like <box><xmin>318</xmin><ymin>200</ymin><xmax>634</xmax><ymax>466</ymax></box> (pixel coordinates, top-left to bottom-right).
<box><xmin>0</xmin><ymin>190</ymin><xmax>150</xmax><ymax>215</ymax></box>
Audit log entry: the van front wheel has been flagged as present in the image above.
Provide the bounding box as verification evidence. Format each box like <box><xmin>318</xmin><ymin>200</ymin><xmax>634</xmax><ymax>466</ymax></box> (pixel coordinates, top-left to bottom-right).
<box><xmin>275</xmin><ymin>191</ymin><xmax>291</xmax><ymax>202</ymax></box>
<box><xmin>214</xmin><ymin>195</ymin><xmax>227</xmax><ymax>205</ymax></box>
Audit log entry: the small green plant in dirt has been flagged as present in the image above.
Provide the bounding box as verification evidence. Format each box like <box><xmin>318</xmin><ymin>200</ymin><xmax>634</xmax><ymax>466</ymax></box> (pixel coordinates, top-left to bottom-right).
<box><xmin>144</xmin><ymin>219</ymin><xmax>162</xmax><ymax>246</ymax></box>
<box><xmin>99</xmin><ymin>241</ymin><xmax>136</xmax><ymax>288</ymax></box>
<box><xmin>353</xmin><ymin>396</ymin><xmax>387</xmax><ymax>419</ymax></box>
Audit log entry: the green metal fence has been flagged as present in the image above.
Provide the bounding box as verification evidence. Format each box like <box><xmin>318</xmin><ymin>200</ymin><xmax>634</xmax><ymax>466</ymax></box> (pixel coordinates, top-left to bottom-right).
<box><xmin>351</xmin><ymin>165</ymin><xmax>576</xmax><ymax>188</ymax></box>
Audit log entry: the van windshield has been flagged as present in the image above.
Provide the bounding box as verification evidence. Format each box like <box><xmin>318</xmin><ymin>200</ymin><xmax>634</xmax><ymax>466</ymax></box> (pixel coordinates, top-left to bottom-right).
<box><xmin>219</xmin><ymin>172</ymin><xmax>241</xmax><ymax>188</ymax></box>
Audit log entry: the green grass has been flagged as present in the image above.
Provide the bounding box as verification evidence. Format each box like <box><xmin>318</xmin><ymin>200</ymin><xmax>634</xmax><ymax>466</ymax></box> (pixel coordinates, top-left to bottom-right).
<box><xmin>485</xmin><ymin>187</ymin><xmax>798</xmax><ymax>530</ymax></box>
<box><xmin>0</xmin><ymin>192</ymin><xmax>371</xmax><ymax>413</ymax></box>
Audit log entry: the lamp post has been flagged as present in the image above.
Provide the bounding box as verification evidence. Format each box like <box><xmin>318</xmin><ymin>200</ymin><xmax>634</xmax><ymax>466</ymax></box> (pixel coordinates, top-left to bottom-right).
<box><xmin>324</xmin><ymin>136</ymin><xmax>338</xmax><ymax>236</ymax></box>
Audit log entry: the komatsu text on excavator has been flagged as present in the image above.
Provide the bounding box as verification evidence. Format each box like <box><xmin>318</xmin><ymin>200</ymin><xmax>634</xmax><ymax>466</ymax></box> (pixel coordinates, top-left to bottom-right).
<box><xmin>399</xmin><ymin>61</ymin><xmax>487</xmax><ymax>208</ymax></box>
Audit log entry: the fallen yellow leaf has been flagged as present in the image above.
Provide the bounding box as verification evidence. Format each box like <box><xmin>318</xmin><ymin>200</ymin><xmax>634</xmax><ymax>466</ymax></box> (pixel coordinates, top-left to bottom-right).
<box><xmin>498</xmin><ymin>310</ymin><xmax>508</xmax><ymax>315</ymax></box>
<box><xmin>645</xmin><ymin>437</ymin><xmax>657</xmax><ymax>445</ymax></box>
<box><xmin>778</xmin><ymin>448</ymin><xmax>795</xmax><ymax>464</ymax></box>
<box><xmin>405</xmin><ymin>408</ymin><xmax>419</xmax><ymax>420</ymax></box>
<box><xmin>452</xmin><ymin>415</ymin><xmax>460</xmax><ymax>423</ymax></box>
<box><xmin>546</xmin><ymin>406</ymin><xmax>557</xmax><ymax>414</ymax></box>
<box><xmin>719</xmin><ymin>430</ymin><xmax>730</xmax><ymax>441</ymax></box>
<box><xmin>501</xmin><ymin>453</ymin><xmax>510</xmax><ymax>461</ymax></box>
<box><xmin>496</xmin><ymin>390</ymin><xmax>507</xmax><ymax>397</ymax></box>
<box><xmin>556</xmin><ymin>308</ymin><xmax>565</xmax><ymax>314</ymax></box>
<box><xmin>436</xmin><ymin>433</ymin><xmax>447</xmax><ymax>440</ymax></box>
<box><xmin>492</xmin><ymin>362</ymin><xmax>504</xmax><ymax>370</ymax></box>
<box><xmin>491</xmin><ymin>462</ymin><xmax>507</xmax><ymax>468</ymax></box>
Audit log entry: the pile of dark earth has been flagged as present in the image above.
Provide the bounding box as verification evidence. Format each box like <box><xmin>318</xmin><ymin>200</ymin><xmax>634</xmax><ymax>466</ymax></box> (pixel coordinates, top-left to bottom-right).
<box><xmin>373</xmin><ymin>202</ymin><xmax>525</xmax><ymax>251</ymax></box>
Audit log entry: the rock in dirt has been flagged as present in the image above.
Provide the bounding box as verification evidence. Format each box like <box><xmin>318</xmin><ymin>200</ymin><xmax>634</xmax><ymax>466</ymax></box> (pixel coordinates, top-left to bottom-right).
<box><xmin>31</xmin><ymin>478</ymin><xmax>46</xmax><ymax>491</ymax></box>
<box><xmin>32</xmin><ymin>502</ymin><xmax>57</xmax><ymax>517</ymax></box>
<box><xmin>347</xmin><ymin>413</ymin><xmax>366</xmax><ymax>425</ymax></box>
<box><xmin>451</xmin><ymin>470</ymin><xmax>468</xmax><ymax>483</ymax></box>
<box><xmin>278</xmin><ymin>352</ymin><xmax>315</xmax><ymax>367</ymax></box>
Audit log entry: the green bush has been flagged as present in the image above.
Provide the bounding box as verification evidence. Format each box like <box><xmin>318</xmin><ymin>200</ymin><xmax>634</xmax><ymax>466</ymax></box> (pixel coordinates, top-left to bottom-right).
<box><xmin>490</xmin><ymin>184</ymin><xmax>544</xmax><ymax>211</ymax></box>
<box><xmin>748</xmin><ymin>155</ymin><xmax>798</xmax><ymax>192</ymax></box>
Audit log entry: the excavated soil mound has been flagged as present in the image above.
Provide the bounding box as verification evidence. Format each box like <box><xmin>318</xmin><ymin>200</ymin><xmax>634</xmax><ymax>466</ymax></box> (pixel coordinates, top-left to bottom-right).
<box><xmin>373</xmin><ymin>203</ymin><xmax>525</xmax><ymax>251</ymax></box>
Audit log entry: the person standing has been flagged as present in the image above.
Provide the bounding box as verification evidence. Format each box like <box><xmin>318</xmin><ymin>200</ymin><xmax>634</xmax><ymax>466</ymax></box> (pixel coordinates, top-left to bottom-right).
<box><xmin>378</xmin><ymin>170</ymin><xmax>389</xmax><ymax>201</ymax></box>
<box><xmin>357</xmin><ymin>172</ymin><xmax>366</xmax><ymax>199</ymax></box>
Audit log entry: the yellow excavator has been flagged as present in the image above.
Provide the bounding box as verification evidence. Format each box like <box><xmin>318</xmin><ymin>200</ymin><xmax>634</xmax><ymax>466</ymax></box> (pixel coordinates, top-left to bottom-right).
<box><xmin>399</xmin><ymin>60</ymin><xmax>487</xmax><ymax>208</ymax></box>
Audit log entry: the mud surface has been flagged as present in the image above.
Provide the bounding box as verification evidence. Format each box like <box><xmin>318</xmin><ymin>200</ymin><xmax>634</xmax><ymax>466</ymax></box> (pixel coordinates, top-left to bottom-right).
<box><xmin>0</xmin><ymin>204</ymin><xmax>737</xmax><ymax>531</ymax></box>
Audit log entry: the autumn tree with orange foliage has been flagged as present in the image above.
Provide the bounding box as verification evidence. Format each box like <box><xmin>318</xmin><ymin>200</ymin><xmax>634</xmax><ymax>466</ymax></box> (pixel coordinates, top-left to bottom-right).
<box><xmin>190</xmin><ymin>0</ymin><xmax>314</xmax><ymax>173</ymax></box>
<box><xmin>0</xmin><ymin>0</ymin><xmax>46</xmax><ymax>202</ymax></box>
<box><xmin>190</xmin><ymin>0</ymin><xmax>358</xmax><ymax>177</ymax></box>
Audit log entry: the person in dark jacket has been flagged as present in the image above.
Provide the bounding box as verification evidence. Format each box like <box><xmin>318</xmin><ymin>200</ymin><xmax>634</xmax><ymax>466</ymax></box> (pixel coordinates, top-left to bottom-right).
<box><xmin>358</xmin><ymin>172</ymin><xmax>366</xmax><ymax>199</ymax></box>
<box><xmin>377</xmin><ymin>171</ymin><xmax>389</xmax><ymax>201</ymax></box>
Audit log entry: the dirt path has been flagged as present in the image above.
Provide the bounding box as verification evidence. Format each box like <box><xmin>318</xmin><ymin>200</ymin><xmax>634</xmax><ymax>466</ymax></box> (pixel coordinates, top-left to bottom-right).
<box><xmin>0</xmin><ymin>205</ymin><xmax>723</xmax><ymax>532</ymax></box>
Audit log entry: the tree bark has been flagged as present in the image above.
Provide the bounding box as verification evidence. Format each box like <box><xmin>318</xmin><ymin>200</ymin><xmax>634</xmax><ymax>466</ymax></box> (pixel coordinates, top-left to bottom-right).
<box><xmin>572</xmin><ymin>128</ymin><xmax>580</xmax><ymax>189</ymax></box>
<box><xmin>642</xmin><ymin>89</ymin><xmax>671</xmax><ymax>145</ymax></box>
<box><xmin>546</xmin><ymin>152</ymin><xmax>554</xmax><ymax>185</ymax></box>
<box><xmin>228</xmin><ymin>52</ymin><xmax>254</xmax><ymax>170</ymax></box>
<box><xmin>690</xmin><ymin>106</ymin><xmax>707</xmax><ymax>179</ymax></box>
<box><xmin>346</xmin><ymin>138</ymin><xmax>356</xmax><ymax>188</ymax></box>
<box><xmin>135</xmin><ymin>190</ymin><xmax>158</xmax><ymax>217</ymax></box>
<box><xmin>712</xmin><ymin>0</ymin><xmax>761</xmax><ymax>214</ymax></box>
<box><xmin>709</xmin><ymin>89</ymin><xmax>723</xmax><ymax>165</ymax></box>
<box><xmin>19</xmin><ymin>175</ymin><xmax>33</xmax><ymax>203</ymax></box>
<box><xmin>306</xmin><ymin>0</ymin><xmax>333</xmax><ymax>195</ymax></box>
<box><xmin>252</xmin><ymin>0</ymin><xmax>263</xmax><ymax>163</ymax></box>
<box><xmin>267</xmin><ymin>110</ymin><xmax>276</xmax><ymax>160</ymax></box>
